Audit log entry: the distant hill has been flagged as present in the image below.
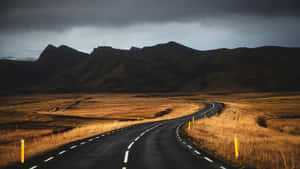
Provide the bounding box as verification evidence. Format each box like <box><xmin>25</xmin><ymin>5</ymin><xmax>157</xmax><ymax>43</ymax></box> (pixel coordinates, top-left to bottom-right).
<box><xmin>1</xmin><ymin>42</ymin><xmax>300</xmax><ymax>94</ymax></box>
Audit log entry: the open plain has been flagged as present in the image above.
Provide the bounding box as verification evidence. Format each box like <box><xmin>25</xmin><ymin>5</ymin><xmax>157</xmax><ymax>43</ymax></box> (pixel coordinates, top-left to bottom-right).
<box><xmin>1</xmin><ymin>92</ymin><xmax>300</xmax><ymax>169</ymax></box>
<box><xmin>184</xmin><ymin>92</ymin><xmax>300</xmax><ymax>169</ymax></box>
<box><xmin>0</xmin><ymin>93</ymin><xmax>201</xmax><ymax>168</ymax></box>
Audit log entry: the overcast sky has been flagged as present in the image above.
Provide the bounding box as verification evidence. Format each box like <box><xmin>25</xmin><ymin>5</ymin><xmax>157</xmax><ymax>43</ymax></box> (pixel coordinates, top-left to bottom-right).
<box><xmin>1</xmin><ymin>0</ymin><xmax>300</xmax><ymax>60</ymax></box>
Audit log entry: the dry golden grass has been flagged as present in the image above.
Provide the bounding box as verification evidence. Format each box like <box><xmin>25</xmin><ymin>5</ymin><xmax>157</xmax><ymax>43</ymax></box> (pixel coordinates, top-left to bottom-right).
<box><xmin>3</xmin><ymin>92</ymin><xmax>299</xmax><ymax>169</ymax></box>
<box><xmin>184</xmin><ymin>92</ymin><xmax>300</xmax><ymax>169</ymax></box>
<box><xmin>0</xmin><ymin>93</ymin><xmax>201</xmax><ymax>168</ymax></box>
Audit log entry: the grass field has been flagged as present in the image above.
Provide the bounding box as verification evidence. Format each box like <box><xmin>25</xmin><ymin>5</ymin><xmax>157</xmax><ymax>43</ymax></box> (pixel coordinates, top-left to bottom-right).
<box><xmin>1</xmin><ymin>92</ymin><xmax>299</xmax><ymax>169</ymax></box>
<box><xmin>0</xmin><ymin>93</ymin><xmax>201</xmax><ymax>168</ymax></box>
<box><xmin>184</xmin><ymin>92</ymin><xmax>300</xmax><ymax>169</ymax></box>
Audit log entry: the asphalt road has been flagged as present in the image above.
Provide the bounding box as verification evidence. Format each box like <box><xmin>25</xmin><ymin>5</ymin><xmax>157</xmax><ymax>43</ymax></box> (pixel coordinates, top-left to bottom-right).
<box><xmin>13</xmin><ymin>102</ymin><xmax>227</xmax><ymax>169</ymax></box>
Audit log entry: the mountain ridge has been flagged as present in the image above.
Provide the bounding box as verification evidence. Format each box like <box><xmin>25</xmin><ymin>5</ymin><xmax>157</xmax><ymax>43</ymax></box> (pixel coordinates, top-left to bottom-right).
<box><xmin>1</xmin><ymin>42</ymin><xmax>300</xmax><ymax>94</ymax></box>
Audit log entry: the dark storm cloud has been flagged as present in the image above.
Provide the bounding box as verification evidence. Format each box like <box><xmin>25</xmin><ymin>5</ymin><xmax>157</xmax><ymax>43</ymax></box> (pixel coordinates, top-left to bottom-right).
<box><xmin>1</xmin><ymin>0</ymin><xmax>300</xmax><ymax>31</ymax></box>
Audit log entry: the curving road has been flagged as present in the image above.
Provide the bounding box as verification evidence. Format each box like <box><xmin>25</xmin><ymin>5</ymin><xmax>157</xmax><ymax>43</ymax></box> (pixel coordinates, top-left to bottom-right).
<box><xmin>13</xmin><ymin>102</ymin><xmax>227</xmax><ymax>169</ymax></box>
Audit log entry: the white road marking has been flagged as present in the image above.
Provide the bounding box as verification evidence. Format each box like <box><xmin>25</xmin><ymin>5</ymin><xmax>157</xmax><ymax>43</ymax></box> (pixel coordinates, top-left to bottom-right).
<box><xmin>122</xmin><ymin>124</ymin><xmax>162</xmax><ymax>166</ymax></box>
<box><xmin>173</xmin><ymin>104</ymin><xmax>222</xmax><ymax>166</ymax></box>
<box><xmin>44</xmin><ymin>156</ymin><xmax>54</xmax><ymax>162</ymax></box>
<box><xmin>95</xmin><ymin>136</ymin><xmax>100</xmax><ymax>139</ymax></box>
<box><xmin>124</xmin><ymin>150</ymin><xmax>129</xmax><ymax>163</ymax></box>
<box><xmin>88</xmin><ymin>138</ymin><xmax>94</xmax><ymax>142</ymax></box>
<box><xmin>80</xmin><ymin>141</ymin><xmax>86</xmax><ymax>145</ymax></box>
<box><xmin>134</xmin><ymin>136</ymin><xmax>140</xmax><ymax>141</ymax></box>
<box><xmin>70</xmin><ymin>145</ymin><xmax>77</xmax><ymax>149</ymax></box>
<box><xmin>58</xmin><ymin>150</ymin><xmax>66</xmax><ymax>155</ymax></box>
<box><xmin>204</xmin><ymin>157</ymin><xmax>213</xmax><ymax>163</ymax></box>
<box><xmin>29</xmin><ymin>165</ymin><xmax>38</xmax><ymax>169</ymax></box>
<box><xmin>128</xmin><ymin>142</ymin><xmax>134</xmax><ymax>150</ymax></box>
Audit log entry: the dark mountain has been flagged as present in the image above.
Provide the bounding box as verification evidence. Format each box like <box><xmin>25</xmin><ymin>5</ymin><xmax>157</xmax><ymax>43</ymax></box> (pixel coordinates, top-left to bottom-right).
<box><xmin>0</xmin><ymin>45</ymin><xmax>88</xmax><ymax>93</ymax></box>
<box><xmin>1</xmin><ymin>42</ymin><xmax>300</xmax><ymax>94</ymax></box>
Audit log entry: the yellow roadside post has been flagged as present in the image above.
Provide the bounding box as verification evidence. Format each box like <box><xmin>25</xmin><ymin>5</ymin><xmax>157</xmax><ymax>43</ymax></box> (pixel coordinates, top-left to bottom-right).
<box><xmin>21</xmin><ymin>139</ymin><xmax>24</xmax><ymax>164</ymax></box>
<box><xmin>188</xmin><ymin>121</ymin><xmax>191</xmax><ymax>130</ymax></box>
<box><xmin>234</xmin><ymin>134</ymin><xmax>239</xmax><ymax>159</ymax></box>
<box><xmin>192</xmin><ymin>116</ymin><xmax>195</xmax><ymax>124</ymax></box>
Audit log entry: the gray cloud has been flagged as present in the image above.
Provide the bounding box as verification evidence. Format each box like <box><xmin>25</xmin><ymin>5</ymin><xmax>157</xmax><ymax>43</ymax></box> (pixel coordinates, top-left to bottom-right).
<box><xmin>1</xmin><ymin>18</ymin><xmax>300</xmax><ymax>60</ymax></box>
<box><xmin>1</xmin><ymin>0</ymin><xmax>300</xmax><ymax>60</ymax></box>
<box><xmin>1</xmin><ymin>0</ymin><xmax>300</xmax><ymax>31</ymax></box>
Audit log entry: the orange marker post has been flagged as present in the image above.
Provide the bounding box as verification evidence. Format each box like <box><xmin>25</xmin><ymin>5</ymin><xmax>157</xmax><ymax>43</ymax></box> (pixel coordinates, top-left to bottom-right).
<box><xmin>234</xmin><ymin>135</ymin><xmax>239</xmax><ymax>159</ymax></box>
<box><xmin>21</xmin><ymin>139</ymin><xmax>24</xmax><ymax>164</ymax></box>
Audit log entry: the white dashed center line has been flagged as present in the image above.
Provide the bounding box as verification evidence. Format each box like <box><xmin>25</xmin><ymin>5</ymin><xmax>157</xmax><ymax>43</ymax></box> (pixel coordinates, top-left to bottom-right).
<box><xmin>58</xmin><ymin>150</ymin><xmax>66</xmax><ymax>155</ymax></box>
<box><xmin>124</xmin><ymin>150</ymin><xmax>129</xmax><ymax>163</ymax></box>
<box><xmin>29</xmin><ymin>165</ymin><xmax>38</xmax><ymax>169</ymax></box>
<box><xmin>70</xmin><ymin>145</ymin><xmax>77</xmax><ymax>149</ymax></box>
<box><xmin>121</xmin><ymin>123</ymin><xmax>162</xmax><ymax>169</ymax></box>
<box><xmin>194</xmin><ymin>150</ymin><xmax>201</xmax><ymax>155</ymax></box>
<box><xmin>80</xmin><ymin>141</ymin><xmax>86</xmax><ymax>145</ymax></box>
<box><xmin>204</xmin><ymin>156</ymin><xmax>213</xmax><ymax>163</ymax></box>
<box><xmin>134</xmin><ymin>136</ymin><xmax>140</xmax><ymax>141</ymax></box>
<box><xmin>44</xmin><ymin>156</ymin><xmax>54</xmax><ymax>162</ymax></box>
<box><xmin>128</xmin><ymin>142</ymin><xmax>134</xmax><ymax>150</ymax></box>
